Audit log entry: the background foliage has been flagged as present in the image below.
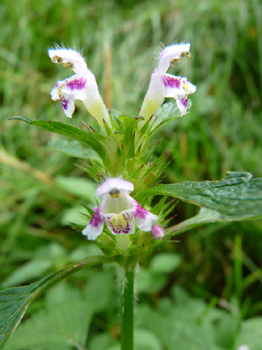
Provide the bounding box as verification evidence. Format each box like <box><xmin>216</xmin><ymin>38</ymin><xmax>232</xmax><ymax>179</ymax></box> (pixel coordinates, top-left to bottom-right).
<box><xmin>0</xmin><ymin>0</ymin><xmax>262</xmax><ymax>349</ymax></box>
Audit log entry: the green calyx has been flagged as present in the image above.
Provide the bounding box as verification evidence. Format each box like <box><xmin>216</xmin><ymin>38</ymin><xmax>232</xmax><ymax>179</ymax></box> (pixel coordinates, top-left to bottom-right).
<box><xmin>75</xmin><ymin>197</ymin><xmax>177</xmax><ymax>264</ymax></box>
<box><xmin>10</xmin><ymin>102</ymin><xmax>182</xmax><ymax>194</ymax></box>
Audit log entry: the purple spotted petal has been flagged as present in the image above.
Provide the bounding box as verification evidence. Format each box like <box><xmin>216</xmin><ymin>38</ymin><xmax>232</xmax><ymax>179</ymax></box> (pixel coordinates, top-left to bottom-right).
<box><xmin>50</xmin><ymin>75</ymin><xmax>88</xmax><ymax>118</ymax></box>
<box><xmin>133</xmin><ymin>202</ymin><xmax>148</xmax><ymax>220</ymax></box>
<box><xmin>176</xmin><ymin>95</ymin><xmax>188</xmax><ymax>116</ymax></box>
<box><xmin>162</xmin><ymin>75</ymin><xmax>181</xmax><ymax>89</ymax></box>
<box><xmin>162</xmin><ymin>74</ymin><xmax>186</xmax><ymax>100</ymax></box>
<box><xmin>133</xmin><ymin>200</ymin><xmax>158</xmax><ymax>231</ymax></box>
<box><xmin>60</xmin><ymin>94</ymin><xmax>70</xmax><ymax>112</ymax></box>
<box><xmin>64</xmin><ymin>76</ymin><xmax>87</xmax><ymax>92</ymax></box>
<box><xmin>82</xmin><ymin>205</ymin><xmax>104</xmax><ymax>240</ymax></box>
<box><xmin>103</xmin><ymin>210</ymin><xmax>135</xmax><ymax>235</ymax></box>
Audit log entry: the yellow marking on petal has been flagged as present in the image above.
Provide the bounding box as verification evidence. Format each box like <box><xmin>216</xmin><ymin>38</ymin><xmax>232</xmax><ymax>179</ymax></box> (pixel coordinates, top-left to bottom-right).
<box><xmin>182</xmin><ymin>82</ymin><xmax>189</xmax><ymax>93</ymax></box>
<box><xmin>109</xmin><ymin>188</ymin><xmax>121</xmax><ymax>198</ymax></box>
<box><xmin>186</xmin><ymin>52</ymin><xmax>191</xmax><ymax>57</ymax></box>
<box><xmin>57</xmin><ymin>83</ymin><xmax>66</xmax><ymax>98</ymax></box>
<box><xmin>109</xmin><ymin>213</ymin><xmax>128</xmax><ymax>230</ymax></box>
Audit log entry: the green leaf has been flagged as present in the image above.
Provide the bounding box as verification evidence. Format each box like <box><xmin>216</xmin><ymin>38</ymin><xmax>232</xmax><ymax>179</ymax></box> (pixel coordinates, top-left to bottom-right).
<box><xmin>109</xmin><ymin>108</ymin><xmax>124</xmax><ymax>124</ymax></box>
<box><xmin>148</xmin><ymin>102</ymin><xmax>182</xmax><ymax>135</ymax></box>
<box><xmin>55</xmin><ymin>176</ymin><xmax>96</xmax><ymax>202</ymax></box>
<box><xmin>137</xmin><ymin>287</ymin><xmax>230</xmax><ymax>350</ymax></box>
<box><xmin>119</xmin><ymin>115</ymin><xmax>142</xmax><ymax>158</ymax></box>
<box><xmin>60</xmin><ymin>205</ymin><xmax>89</xmax><ymax>226</ymax></box>
<box><xmin>137</xmin><ymin>172</ymin><xmax>262</xmax><ymax>220</ymax></box>
<box><xmin>84</xmin><ymin>269</ymin><xmax>116</xmax><ymax>313</ymax></box>
<box><xmin>150</xmin><ymin>253</ymin><xmax>181</xmax><ymax>274</ymax></box>
<box><xmin>9</xmin><ymin>116</ymin><xmax>106</xmax><ymax>161</ymax></box>
<box><xmin>49</xmin><ymin>138</ymin><xmax>100</xmax><ymax>159</ymax></box>
<box><xmin>96</xmin><ymin>330</ymin><xmax>162</xmax><ymax>350</ymax></box>
<box><xmin>89</xmin><ymin>333</ymin><xmax>116</xmax><ymax>350</ymax></box>
<box><xmin>136</xmin><ymin>303</ymin><xmax>217</xmax><ymax>350</ymax></box>
<box><xmin>1</xmin><ymin>260</ymin><xmax>52</xmax><ymax>289</ymax></box>
<box><xmin>0</xmin><ymin>255</ymin><xmax>110</xmax><ymax>349</ymax></box>
<box><xmin>166</xmin><ymin>207</ymin><xmax>228</xmax><ymax>236</ymax></box>
<box><xmin>136</xmin><ymin>268</ymin><xmax>167</xmax><ymax>294</ymax></box>
<box><xmin>236</xmin><ymin>317</ymin><xmax>262</xmax><ymax>350</ymax></box>
<box><xmin>45</xmin><ymin>282</ymin><xmax>83</xmax><ymax>309</ymax></box>
<box><xmin>2</xmin><ymin>243</ymin><xmax>68</xmax><ymax>288</ymax></box>
<box><xmin>4</xmin><ymin>301</ymin><xmax>93</xmax><ymax>350</ymax></box>
<box><xmin>134</xmin><ymin>329</ymin><xmax>162</xmax><ymax>350</ymax></box>
<box><xmin>69</xmin><ymin>244</ymin><xmax>103</xmax><ymax>262</ymax></box>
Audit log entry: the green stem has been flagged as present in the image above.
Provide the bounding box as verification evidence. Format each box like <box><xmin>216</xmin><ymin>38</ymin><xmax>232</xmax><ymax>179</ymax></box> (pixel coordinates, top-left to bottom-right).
<box><xmin>121</xmin><ymin>263</ymin><xmax>135</xmax><ymax>350</ymax></box>
<box><xmin>234</xmin><ymin>234</ymin><xmax>242</xmax><ymax>301</ymax></box>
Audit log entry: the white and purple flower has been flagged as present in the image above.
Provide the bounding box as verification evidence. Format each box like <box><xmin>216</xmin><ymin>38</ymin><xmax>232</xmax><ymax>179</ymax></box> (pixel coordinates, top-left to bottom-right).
<box><xmin>140</xmin><ymin>43</ymin><xmax>196</xmax><ymax>119</ymax></box>
<box><xmin>82</xmin><ymin>178</ymin><xmax>158</xmax><ymax>240</ymax></box>
<box><xmin>48</xmin><ymin>48</ymin><xmax>111</xmax><ymax>129</ymax></box>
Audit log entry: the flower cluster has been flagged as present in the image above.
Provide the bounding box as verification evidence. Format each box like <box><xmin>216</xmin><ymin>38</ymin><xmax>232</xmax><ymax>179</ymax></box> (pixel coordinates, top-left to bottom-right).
<box><xmin>48</xmin><ymin>43</ymin><xmax>196</xmax><ymax>242</ymax></box>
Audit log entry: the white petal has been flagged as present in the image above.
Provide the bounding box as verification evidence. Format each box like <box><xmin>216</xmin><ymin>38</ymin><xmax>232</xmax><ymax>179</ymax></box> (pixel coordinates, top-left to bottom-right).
<box><xmin>176</xmin><ymin>95</ymin><xmax>188</xmax><ymax>116</ymax></box>
<box><xmin>96</xmin><ymin>178</ymin><xmax>134</xmax><ymax>198</ymax></box>
<box><xmin>48</xmin><ymin>48</ymin><xmax>88</xmax><ymax>75</ymax></box>
<box><xmin>181</xmin><ymin>77</ymin><xmax>196</xmax><ymax>94</ymax></box>
<box><xmin>158</xmin><ymin>43</ymin><xmax>191</xmax><ymax>74</ymax></box>
<box><xmin>139</xmin><ymin>69</ymin><xmax>165</xmax><ymax>120</ymax></box>
<box><xmin>162</xmin><ymin>74</ymin><xmax>186</xmax><ymax>100</ymax></box>
<box><xmin>187</xmin><ymin>81</ymin><xmax>196</xmax><ymax>94</ymax></box>
<box><xmin>81</xmin><ymin>71</ymin><xmax>112</xmax><ymax>128</ymax></box>
<box><xmin>59</xmin><ymin>91</ymin><xmax>75</xmax><ymax>118</ymax></box>
<box><xmin>82</xmin><ymin>205</ymin><xmax>104</xmax><ymax>240</ymax></box>
<box><xmin>133</xmin><ymin>200</ymin><xmax>158</xmax><ymax>231</ymax></box>
<box><xmin>50</xmin><ymin>84</ymin><xmax>59</xmax><ymax>100</ymax></box>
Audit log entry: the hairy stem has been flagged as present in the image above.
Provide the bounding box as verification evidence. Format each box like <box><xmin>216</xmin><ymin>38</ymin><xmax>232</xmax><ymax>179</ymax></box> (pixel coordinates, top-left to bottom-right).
<box><xmin>120</xmin><ymin>263</ymin><xmax>135</xmax><ymax>350</ymax></box>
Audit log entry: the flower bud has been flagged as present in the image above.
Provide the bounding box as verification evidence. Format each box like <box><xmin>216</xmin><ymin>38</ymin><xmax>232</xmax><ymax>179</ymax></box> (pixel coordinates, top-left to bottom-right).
<box><xmin>151</xmin><ymin>225</ymin><xmax>164</xmax><ymax>239</ymax></box>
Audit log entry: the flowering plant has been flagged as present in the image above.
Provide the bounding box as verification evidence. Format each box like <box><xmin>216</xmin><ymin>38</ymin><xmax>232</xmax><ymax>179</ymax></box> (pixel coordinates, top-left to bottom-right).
<box><xmin>1</xmin><ymin>42</ymin><xmax>262</xmax><ymax>350</ymax></box>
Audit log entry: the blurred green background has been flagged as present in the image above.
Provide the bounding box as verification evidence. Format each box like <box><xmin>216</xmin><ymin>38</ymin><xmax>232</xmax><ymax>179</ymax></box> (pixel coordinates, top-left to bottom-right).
<box><xmin>1</xmin><ymin>0</ymin><xmax>262</xmax><ymax>349</ymax></box>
